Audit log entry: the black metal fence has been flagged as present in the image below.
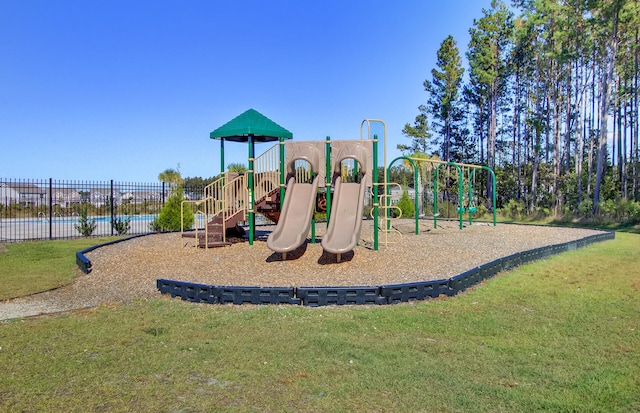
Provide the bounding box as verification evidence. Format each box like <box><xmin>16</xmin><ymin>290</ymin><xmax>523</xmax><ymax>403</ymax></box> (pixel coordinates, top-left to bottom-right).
<box><xmin>0</xmin><ymin>178</ymin><xmax>206</xmax><ymax>242</ymax></box>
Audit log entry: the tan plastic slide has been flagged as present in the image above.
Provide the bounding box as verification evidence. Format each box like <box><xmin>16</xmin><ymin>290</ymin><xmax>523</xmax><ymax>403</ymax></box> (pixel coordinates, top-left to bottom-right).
<box><xmin>267</xmin><ymin>143</ymin><xmax>321</xmax><ymax>258</ymax></box>
<box><xmin>321</xmin><ymin>142</ymin><xmax>369</xmax><ymax>256</ymax></box>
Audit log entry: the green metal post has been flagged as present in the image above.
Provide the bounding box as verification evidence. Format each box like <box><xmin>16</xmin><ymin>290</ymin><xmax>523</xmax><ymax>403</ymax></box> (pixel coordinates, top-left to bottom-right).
<box><xmin>248</xmin><ymin>135</ymin><xmax>255</xmax><ymax>245</ymax></box>
<box><xmin>468</xmin><ymin>168</ymin><xmax>474</xmax><ymax>226</ymax></box>
<box><xmin>484</xmin><ymin>166</ymin><xmax>497</xmax><ymax>226</ymax></box>
<box><xmin>373</xmin><ymin>135</ymin><xmax>379</xmax><ymax>251</ymax></box>
<box><xmin>325</xmin><ymin>136</ymin><xmax>332</xmax><ymax>226</ymax></box>
<box><xmin>220</xmin><ymin>139</ymin><xmax>225</xmax><ymax>178</ymax></box>
<box><xmin>455</xmin><ymin>163</ymin><xmax>463</xmax><ymax>230</ymax></box>
<box><xmin>311</xmin><ymin>172</ymin><xmax>316</xmax><ymax>244</ymax></box>
<box><xmin>433</xmin><ymin>165</ymin><xmax>440</xmax><ymax>229</ymax></box>
<box><xmin>279</xmin><ymin>137</ymin><xmax>286</xmax><ymax>204</ymax></box>
<box><xmin>412</xmin><ymin>165</ymin><xmax>419</xmax><ymax>234</ymax></box>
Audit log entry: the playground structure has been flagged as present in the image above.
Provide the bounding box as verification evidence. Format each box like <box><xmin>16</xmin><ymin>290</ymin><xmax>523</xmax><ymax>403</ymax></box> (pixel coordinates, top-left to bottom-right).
<box><xmin>181</xmin><ymin>109</ymin><xmax>496</xmax><ymax>260</ymax></box>
<box><xmin>387</xmin><ymin>156</ymin><xmax>497</xmax><ymax>232</ymax></box>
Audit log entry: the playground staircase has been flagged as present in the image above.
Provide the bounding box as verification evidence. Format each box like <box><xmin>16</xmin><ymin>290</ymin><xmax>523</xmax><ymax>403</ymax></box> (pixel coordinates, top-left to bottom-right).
<box><xmin>181</xmin><ymin>173</ymin><xmax>248</xmax><ymax>248</ymax></box>
<box><xmin>193</xmin><ymin>209</ymin><xmax>246</xmax><ymax>248</ymax></box>
<box><xmin>181</xmin><ymin>144</ymin><xmax>283</xmax><ymax>248</ymax></box>
<box><xmin>255</xmin><ymin>187</ymin><xmax>281</xmax><ymax>224</ymax></box>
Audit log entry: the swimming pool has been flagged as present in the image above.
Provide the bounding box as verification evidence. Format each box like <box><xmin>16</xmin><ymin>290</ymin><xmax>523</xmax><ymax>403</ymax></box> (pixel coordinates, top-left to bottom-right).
<box><xmin>13</xmin><ymin>214</ymin><xmax>159</xmax><ymax>224</ymax></box>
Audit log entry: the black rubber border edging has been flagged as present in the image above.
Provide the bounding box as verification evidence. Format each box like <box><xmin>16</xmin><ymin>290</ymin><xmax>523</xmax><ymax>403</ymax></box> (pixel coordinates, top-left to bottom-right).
<box><xmin>76</xmin><ymin>233</ymin><xmax>155</xmax><ymax>274</ymax></box>
<box><xmin>77</xmin><ymin>230</ymin><xmax>615</xmax><ymax>307</ymax></box>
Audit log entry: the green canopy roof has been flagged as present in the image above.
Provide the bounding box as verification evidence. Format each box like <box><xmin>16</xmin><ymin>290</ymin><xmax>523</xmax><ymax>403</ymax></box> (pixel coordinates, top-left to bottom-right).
<box><xmin>209</xmin><ymin>108</ymin><xmax>293</xmax><ymax>143</ymax></box>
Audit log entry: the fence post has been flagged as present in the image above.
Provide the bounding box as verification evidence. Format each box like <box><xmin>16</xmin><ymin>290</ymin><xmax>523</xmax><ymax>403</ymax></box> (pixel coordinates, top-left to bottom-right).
<box><xmin>110</xmin><ymin>179</ymin><xmax>115</xmax><ymax>236</ymax></box>
<box><xmin>49</xmin><ymin>178</ymin><xmax>53</xmax><ymax>240</ymax></box>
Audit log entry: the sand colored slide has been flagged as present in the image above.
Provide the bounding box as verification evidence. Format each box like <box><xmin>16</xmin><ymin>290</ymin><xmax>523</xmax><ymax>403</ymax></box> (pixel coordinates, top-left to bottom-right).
<box><xmin>321</xmin><ymin>142</ymin><xmax>370</xmax><ymax>256</ymax></box>
<box><xmin>267</xmin><ymin>143</ymin><xmax>322</xmax><ymax>257</ymax></box>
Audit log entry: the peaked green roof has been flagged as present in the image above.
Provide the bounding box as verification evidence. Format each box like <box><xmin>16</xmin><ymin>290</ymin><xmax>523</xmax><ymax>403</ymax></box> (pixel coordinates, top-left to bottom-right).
<box><xmin>209</xmin><ymin>109</ymin><xmax>293</xmax><ymax>143</ymax></box>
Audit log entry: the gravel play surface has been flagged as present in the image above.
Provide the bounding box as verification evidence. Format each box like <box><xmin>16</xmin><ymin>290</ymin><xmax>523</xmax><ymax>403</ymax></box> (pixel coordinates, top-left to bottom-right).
<box><xmin>0</xmin><ymin>220</ymin><xmax>608</xmax><ymax>320</ymax></box>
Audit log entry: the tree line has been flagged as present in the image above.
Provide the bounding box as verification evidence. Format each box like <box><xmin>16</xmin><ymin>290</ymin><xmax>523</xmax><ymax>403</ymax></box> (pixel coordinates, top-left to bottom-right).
<box><xmin>401</xmin><ymin>0</ymin><xmax>639</xmax><ymax>222</ymax></box>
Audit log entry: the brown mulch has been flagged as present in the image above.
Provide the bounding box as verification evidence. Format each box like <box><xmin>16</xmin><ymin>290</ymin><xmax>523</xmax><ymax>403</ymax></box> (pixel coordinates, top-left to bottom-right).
<box><xmin>0</xmin><ymin>220</ymin><xmax>608</xmax><ymax>320</ymax></box>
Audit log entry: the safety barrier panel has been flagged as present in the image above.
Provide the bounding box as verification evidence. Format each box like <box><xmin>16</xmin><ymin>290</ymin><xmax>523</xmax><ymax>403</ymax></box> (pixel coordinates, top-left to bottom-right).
<box><xmin>76</xmin><ymin>233</ymin><xmax>151</xmax><ymax>274</ymax></box>
<box><xmin>76</xmin><ymin>230</ymin><xmax>616</xmax><ymax>307</ymax></box>
<box><xmin>297</xmin><ymin>287</ymin><xmax>386</xmax><ymax>306</ymax></box>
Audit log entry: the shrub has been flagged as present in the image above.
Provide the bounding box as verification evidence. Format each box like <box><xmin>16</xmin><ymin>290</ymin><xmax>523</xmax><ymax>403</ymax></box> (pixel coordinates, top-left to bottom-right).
<box><xmin>112</xmin><ymin>215</ymin><xmax>131</xmax><ymax>235</ymax></box>
<box><xmin>149</xmin><ymin>219</ymin><xmax>161</xmax><ymax>232</ymax></box>
<box><xmin>624</xmin><ymin>201</ymin><xmax>640</xmax><ymax>225</ymax></box>
<box><xmin>396</xmin><ymin>189</ymin><xmax>415</xmax><ymax>218</ymax></box>
<box><xmin>156</xmin><ymin>187</ymin><xmax>194</xmax><ymax>231</ymax></box>
<box><xmin>500</xmin><ymin>199</ymin><xmax>525</xmax><ymax>220</ymax></box>
<box><xmin>577</xmin><ymin>199</ymin><xmax>593</xmax><ymax>217</ymax></box>
<box><xmin>75</xmin><ymin>207</ymin><xmax>97</xmax><ymax>237</ymax></box>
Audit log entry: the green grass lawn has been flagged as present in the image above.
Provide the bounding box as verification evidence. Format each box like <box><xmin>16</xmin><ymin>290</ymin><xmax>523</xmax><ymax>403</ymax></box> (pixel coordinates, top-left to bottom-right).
<box><xmin>0</xmin><ymin>237</ymin><xmax>117</xmax><ymax>301</ymax></box>
<box><xmin>0</xmin><ymin>232</ymin><xmax>639</xmax><ymax>412</ymax></box>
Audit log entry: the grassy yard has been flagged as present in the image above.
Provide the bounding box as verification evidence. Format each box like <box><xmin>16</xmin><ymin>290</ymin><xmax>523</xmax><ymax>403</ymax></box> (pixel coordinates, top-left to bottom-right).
<box><xmin>0</xmin><ymin>232</ymin><xmax>639</xmax><ymax>412</ymax></box>
<box><xmin>0</xmin><ymin>237</ymin><xmax>118</xmax><ymax>301</ymax></box>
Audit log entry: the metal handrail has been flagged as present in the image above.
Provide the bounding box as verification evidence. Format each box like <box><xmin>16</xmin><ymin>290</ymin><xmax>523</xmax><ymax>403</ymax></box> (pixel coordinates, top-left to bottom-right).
<box><xmin>253</xmin><ymin>144</ymin><xmax>280</xmax><ymax>202</ymax></box>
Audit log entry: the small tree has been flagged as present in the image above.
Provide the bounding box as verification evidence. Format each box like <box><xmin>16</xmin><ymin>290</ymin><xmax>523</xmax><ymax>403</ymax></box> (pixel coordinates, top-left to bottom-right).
<box><xmin>396</xmin><ymin>189</ymin><xmax>415</xmax><ymax>218</ymax></box>
<box><xmin>112</xmin><ymin>206</ymin><xmax>131</xmax><ymax>235</ymax></box>
<box><xmin>75</xmin><ymin>206</ymin><xmax>97</xmax><ymax>237</ymax></box>
<box><xmin>155</xmin><ymin>186</ymin><xmax>194</xmax><ymax>231</ymax></box>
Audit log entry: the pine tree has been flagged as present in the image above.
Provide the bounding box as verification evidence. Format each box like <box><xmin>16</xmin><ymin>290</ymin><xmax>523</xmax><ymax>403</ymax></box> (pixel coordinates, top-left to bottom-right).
<box><xmin>467</xmin><ymin>0</ymin><xmax>514</xmax><ymax>204</ymax></box>
<box><xmin>424</xmin><ymin>35</ymin><xmax>468</xmax><ymax>162</ymax></box>
<box><xmin>400</xmin><ymin>107</ymin><xmax>431</xmax><ymax>155</ymax></box>
<box><xmin>467</xmin><ymin>0</ymin><xmax>514</xmax><ymax>168</ymax></box>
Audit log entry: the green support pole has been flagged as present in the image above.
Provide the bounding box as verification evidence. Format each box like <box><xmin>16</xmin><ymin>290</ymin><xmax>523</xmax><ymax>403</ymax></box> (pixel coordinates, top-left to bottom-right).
<box><xmin>311</xmin><ymin>173</ymin><xmax>316</xmax><ymax>244</ymax></box>
<box><xmin>279</xmin><ymin>137</ymin><xmax>286</xmax><ymax>205</ymax></box>
<box><xmin>433</xmin><ymin>172</ymin><xmax>438</xmax><ymax>229</ymax></box>
<box><xmin>433</xmin><ymin>165</ymin><xmax>440</xmax><ymax>229</ymax></box>
<box><xmin>468</xmin><ymin>168</ymin><xmax>474</xmax><ymax>226</ymax></box>
<box><xmin>325</xmin><ymin>136</ymin><xmax>332</xmax><ymax>227</ymax></box>
<box><xmin>248</xmin><ymin>135</ymin><xmax>255</xmax><ymax>245</ymax></box>
<box><xmin>373</xmin><ymin>135</ymin><xmax>379</xmax><ymax>251</ymax></box>
<box><xmin>492</xmin><ymin>169</ymin><xmax>497</xmax><ymax>226</ymax></box>
<box><xmin>456</xmin><ymin>163</ymin><xmax>463</xmax><ymax>230</ymax></box>
<box><xmin>484</xmin><ymin>166</ymin><xmax>497</xmax><ymax>226</ymax></box>
<box><xmin>220</xmin><ymin>139</ymin><xmax>225</xmax><ymax>180</ymax></box>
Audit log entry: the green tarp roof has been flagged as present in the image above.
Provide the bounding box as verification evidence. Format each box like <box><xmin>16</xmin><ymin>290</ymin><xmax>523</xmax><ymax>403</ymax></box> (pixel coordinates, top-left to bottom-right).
<box><xmin>209</xmin><ymin>108</ymin><xmax>293</xmax><ymax>143</ymax></box>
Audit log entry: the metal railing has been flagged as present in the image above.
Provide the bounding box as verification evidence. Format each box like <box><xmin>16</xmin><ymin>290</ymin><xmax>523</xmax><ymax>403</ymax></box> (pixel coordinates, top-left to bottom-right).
<box><xmin>253</xmin><ymin>143</ymin><xmax>280</xmax><ymax>202</ymax></box>
<box><xmin>0</xmin><ymin>178</ymin><xmax>205</xmax><ymax>242</ymax></box>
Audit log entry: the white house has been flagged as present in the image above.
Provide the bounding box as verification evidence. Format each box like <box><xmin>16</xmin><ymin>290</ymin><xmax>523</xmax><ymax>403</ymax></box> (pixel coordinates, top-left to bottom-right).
<box><xmin>0</xmin><ymin>183</ymin><xmax>46</xmax><ymax>206</ymax></box>
<box><xmin>48</xmin><ymin>187</ymin><xmax>82</xmax><ymax>208</ymax></box>
<box><xmin>89</xmin><ymin>189</ymin><xmax>122</xmax><ymax>208</ymax></box>
<box><xmin>0</xmin><ymin>183</ymin><xmax>20</xmax><ymax>207</ymax></box>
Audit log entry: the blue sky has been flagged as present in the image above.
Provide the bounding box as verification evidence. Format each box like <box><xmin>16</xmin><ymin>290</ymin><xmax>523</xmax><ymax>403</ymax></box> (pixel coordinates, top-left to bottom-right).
<box><xmin>1</xmin><ymin>0</ymin><xmax>494</xmax><ymax>182</ymax></box>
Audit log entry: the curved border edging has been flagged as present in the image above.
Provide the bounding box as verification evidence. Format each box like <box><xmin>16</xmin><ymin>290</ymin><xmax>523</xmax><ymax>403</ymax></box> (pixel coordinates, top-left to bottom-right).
<box><xmin>152</xmin><ymin>230</ymin><xmax>615</xmax><ymax>307</ymax></box>
<box><xmin>76</xmin><ymin>233</ymin><xmax>156</xmax><ymax>274</ymax></box>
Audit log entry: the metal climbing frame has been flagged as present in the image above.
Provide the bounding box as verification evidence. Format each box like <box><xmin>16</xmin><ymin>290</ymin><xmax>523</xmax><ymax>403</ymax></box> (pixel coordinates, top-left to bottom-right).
<box><xmin>360</xmin><ymin>119</ymin><xmax>386</xmax><ymax>251</ymax></box>
<box><xmin>384</xmin><ymin>157</ymin><xmax>497</xmax><ymax>235</ymax></box>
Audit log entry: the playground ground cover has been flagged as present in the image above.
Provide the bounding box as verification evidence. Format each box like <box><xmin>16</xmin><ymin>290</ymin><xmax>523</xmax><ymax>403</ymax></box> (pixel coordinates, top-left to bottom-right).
<box><xmin>0</xmin><ymin>221</ymin><xmax>609</xmax><ymax>318</ymax></box>
<box><xmin>0</xmin><ymin>228</ymin><xmax>638</xmax><ymax>411</ymax></box>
